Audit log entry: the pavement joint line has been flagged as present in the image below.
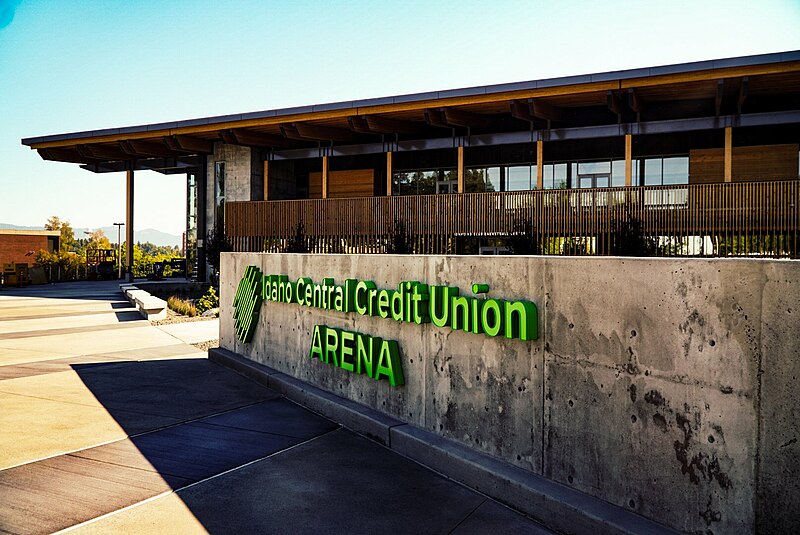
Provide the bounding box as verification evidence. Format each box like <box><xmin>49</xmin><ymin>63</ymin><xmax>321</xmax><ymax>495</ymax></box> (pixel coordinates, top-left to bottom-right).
<box><xmin>51</xmin><ymin>426</ymin><xmax>343</xmax><ymax>535</ymax></box>
<box><xmin>0</xmin><ymin>309</ymin><xmax>135</xmax><ymax>322</ymax></box>
<box><xmin>0</xmin><ymin>321</ymin><xmax>145</xmax><ymax>341</ymax></box>
<box><xmin>175</xmin><ymin>425</ymin><xmax>343</xmax><ymax>493</ymax></box>
<box><xmin>446</xmin><ymin>498</ymin><xmax>487</xmax><ymax>535</ymax></box>
<box><xmin>51</xmin><ymin>489</ymin><xmax>175</xmax><ymax>535</ymax></box>
<box><xmin>154</xmin><ymin>324</ymin><xmax>218</xmax><ymax>346</ymax></box>
<box><xmin>0</xmin><ymin>397</ymin><xmax>272</xmax><ymax>472</ymax></box>
<box><xmin>0</xmin><ymin>341</ymin><xmax>194</xmax><ymax>367</ymax></box>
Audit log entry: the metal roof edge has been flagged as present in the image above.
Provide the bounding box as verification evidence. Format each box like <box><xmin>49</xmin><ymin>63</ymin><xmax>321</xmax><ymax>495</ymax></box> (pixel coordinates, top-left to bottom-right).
<box><xmin>21</xmin><ymin>50</ymin><xmax>799</xmax><ymax>146</ymax></box>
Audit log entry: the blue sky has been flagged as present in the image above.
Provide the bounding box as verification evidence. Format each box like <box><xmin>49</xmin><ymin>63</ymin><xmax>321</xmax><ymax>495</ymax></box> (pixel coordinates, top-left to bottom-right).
<box><xmin>1</xmin><ymin>0</ymin><xmax>799</xmax><ymax>236</ymax></box>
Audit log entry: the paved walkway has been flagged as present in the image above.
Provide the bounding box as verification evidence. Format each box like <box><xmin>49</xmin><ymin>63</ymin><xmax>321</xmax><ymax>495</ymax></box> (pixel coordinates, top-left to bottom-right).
<box><xmin>0</xmin><ymin>281</ymin><xmax>551</xmax><ymax>534</ymax></box>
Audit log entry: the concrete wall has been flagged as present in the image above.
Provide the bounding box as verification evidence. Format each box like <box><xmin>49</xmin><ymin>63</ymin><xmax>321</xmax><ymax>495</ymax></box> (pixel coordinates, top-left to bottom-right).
<box><xmin>205</xmin><ymin>142</ymin><xmax>262</xmax><ymax>230</ymax></box>
<box><xmin>219</xmin><ymin>253</ymin><xmax>800</xmax><ymax>534</ymax></box>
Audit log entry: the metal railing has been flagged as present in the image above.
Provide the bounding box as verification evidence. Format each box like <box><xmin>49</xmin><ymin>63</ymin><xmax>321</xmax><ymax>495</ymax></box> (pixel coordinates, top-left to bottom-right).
<box><xmin>225</xmin><ymin>180</ymin><xmax>800</xmax><ymax>257</ymax></box>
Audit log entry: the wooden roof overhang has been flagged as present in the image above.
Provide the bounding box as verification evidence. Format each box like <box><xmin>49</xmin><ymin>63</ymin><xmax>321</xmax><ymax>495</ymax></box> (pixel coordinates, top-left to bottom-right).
<box><xmin>21</xmin><ymin>51</ymin><xmax>800</xmax><ymax>172</ymax></box>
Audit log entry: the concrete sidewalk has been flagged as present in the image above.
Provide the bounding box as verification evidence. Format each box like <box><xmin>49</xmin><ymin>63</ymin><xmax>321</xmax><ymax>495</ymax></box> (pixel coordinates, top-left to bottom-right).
<box><xmin>0</xmin><ymin>281</ymin><xmax>551</xmax><ymax>534</ymax></box>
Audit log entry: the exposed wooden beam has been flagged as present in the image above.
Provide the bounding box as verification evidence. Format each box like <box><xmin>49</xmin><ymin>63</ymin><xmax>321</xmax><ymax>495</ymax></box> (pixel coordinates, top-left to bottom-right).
<box><xmin>77</xmin><ymin>144</ymin><xmax>131</xmax><ymax>161</ymax></box>
<box><xmin>510</xmin><ymin>100</ymin><xmax>535</xmax><ymax>124</ymax></box>
<box><xmin>606</xmin><ymin>91</ymin><xmax>624</xmax><ymax>121</ymax></box>
<box><xmin>221</xmin><ymin>129</ymin><xmax>298</xmax><ymax>148</ymax></box>
<box><xmin>165</xmin><ymin>135</ymin><xmax>213</xmax><ymax>154</ymax></box>
<box><xmin>280</xmin><ymin>124</ymin><xmax>305</xmax><ymax>141</ymax></box>
<box><xmin>119</xmin><ymin>140</ymin><xmax>176</xmax><ymax>158</ymax></box>
<box><xmin>322</xmin><ymin>155</ymin><xmax>329</xmax><ymax>198</ymax></box>
<box><xmin>125</xmin><ymin>169</ymin><xmax>134</xmax><ymax>283</ymax></box>
<box><xmin>715</xmin><ymin>80</ymin><xmax>724</xmax><ymax>117</ymax></box>
<box><xmin>348</xmin><ymin>116</ymin><xmax>372</xmax><ymax>134</ymax></box>
<box><xmin>441</xmin><ymin>108</ymin><xmax>493</xmax><ymax>129</ymax></box>
<box><xmin>531</xmin><ymin>99</ymin><xmax>563</xmax><ymax>123</ymax></box>
<box><xmin>294</xmin><ymin>122</ymin><xmax>359</xmax><ymax>143</ymax></box>
<box><xmin>264</xmin><ymin>160</ymin><xmax>269</xmax><ymax>201</ymax></box>
<box><xmin>386</xmin><ymin>151</ymin><xmax>393</xmax><ymax>196</ymax></box>
<box><xmin>737</xmin><ymin>77</ymin><xmax>749</xmax><ymax>115</ymax></box>
<box><xmin>38</xmin><ymin>147</ymin><xmax>97</xmax><ymax>164</ymax></box>
<box><xmin>424</xmin><ymin>109</ymin><xmax>449</xmax><ymax>128</ymax></box>
<box><xmin>457</xmin><ymin>146</ymin><xmax>464</xmax><ymax>193</ymax></box>
<box><xmin>627</xmin><ymin>89</ymin><xmax>645</xmax><ymax>122</ymax></box>
<box><xmin>536</xmin><ymin>140</ymin><xmax>544</xmax><ymax>189</ymax></box>
<box><xmin>724</xmin><ymin>127</ymin><xmax>732</xmax><ymax>182</ymax></box>
<box><xmin>365</xmin><ymin>115</ymin><xmax>429</xmax><ymax>135</ymax></box>
<box><xmin>625</xmin><ymin>134</ymin><xmax>633</xmax><ymax>186</ymax></box>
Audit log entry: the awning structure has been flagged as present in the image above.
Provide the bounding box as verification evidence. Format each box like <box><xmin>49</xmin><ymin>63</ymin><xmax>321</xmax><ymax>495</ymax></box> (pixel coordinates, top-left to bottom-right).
<box><xmin>21</xmin><ymin>50</ymin><xmax>800</xmax><ymax>172</ymax></box>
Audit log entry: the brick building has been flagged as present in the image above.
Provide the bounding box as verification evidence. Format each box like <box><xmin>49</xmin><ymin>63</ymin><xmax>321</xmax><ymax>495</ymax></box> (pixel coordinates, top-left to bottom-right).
<box><xmin>0</xmin><ymin>230</ymin><xmax>60</xmax><ymax>267</ymax></box>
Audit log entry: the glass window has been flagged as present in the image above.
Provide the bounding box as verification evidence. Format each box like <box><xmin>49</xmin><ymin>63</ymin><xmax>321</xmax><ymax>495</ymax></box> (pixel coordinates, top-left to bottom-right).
<box><xmin>662</xmin><ymin>157</ymin><xmax>689</xmax><ymax>185</ymax></box>
<box><xmin>578</xmin><ymin>161</ymin><xmax>611</xmax><ymax>175</ymax></box>
<box><xmin>214</xmin><ymin>161</ymin><xmax>225</xmax><ymax>226</ymax></box>
<box><xmin>543</xmin><ymin>163</ymin><xmax>567</xmax><ymax>189</ymax></box>
<box><xmin>464</xmin><ymin>167</ymin><xmax>500</xmax><ymax>193</ymax></box>
<box><xmin>611</xmin><ymin>160</ymin><xmax>626</xmax><ymax>187</ymax></box>
<box><xmin>644</xmin><ymin>157</ymin><xmax>689</xmax><ymax>186</ymax></box>
<box><xmin>418</xmin><ymin>170</ymin><xmax>437</xmax><ymax>195</ymax></box>
<box><xmin>393</xmin><ymin>169</ymin><xmax>457</xmax><ymax>195</ymax></box>
<box><xmin>507</xmin><ymin>166</ymin><xmax>532</xmax><ymax>191</ymax></box>
<box><xmin>644</xmin><ymin>158</ymin><xmax>662</xmax><ymax>186</ymax></box>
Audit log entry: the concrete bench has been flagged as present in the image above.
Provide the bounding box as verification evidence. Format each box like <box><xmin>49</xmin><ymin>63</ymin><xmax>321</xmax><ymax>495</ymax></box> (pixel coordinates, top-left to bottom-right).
<box><xmin>134</xmin><ymin>295</ymin><xmax>167</xmax><ymax>321</ymax></box>
<box><xmin>120</xmin><ymin>285</ymin><xmax>167</xmax><ymax>321</ymax></box>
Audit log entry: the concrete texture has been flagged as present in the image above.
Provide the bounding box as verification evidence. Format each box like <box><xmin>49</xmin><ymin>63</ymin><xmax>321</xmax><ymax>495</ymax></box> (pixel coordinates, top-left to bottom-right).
<box><xmin>211</xmin><ymin>348</ymin><xmax>674</xmax><ymax>535</ymax></box>
<box><xmin>1</xmin><ymin>280</ymin><xmax>553</xmax><ymax>535</ymax></box>
<box><xmin>220</xmin><ymin>253</ymin><xmax>800</xmax><ymax>534</ymax></box>
<box><xmin>156</xmin><ymin>319</ymin><xmax>219</xmax><ymax>345</ymax></box>
<box><xmin>73</xmin><ymin>429</ymin><xmax>551</xmax><ymax>535</ymax></box>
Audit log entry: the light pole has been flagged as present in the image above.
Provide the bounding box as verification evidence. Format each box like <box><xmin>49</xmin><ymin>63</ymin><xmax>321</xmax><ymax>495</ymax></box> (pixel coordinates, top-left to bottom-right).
<box><xmin>113</xmin><ymin>223</ymin><xmax>124</xmax><ymax>279</ymax></box>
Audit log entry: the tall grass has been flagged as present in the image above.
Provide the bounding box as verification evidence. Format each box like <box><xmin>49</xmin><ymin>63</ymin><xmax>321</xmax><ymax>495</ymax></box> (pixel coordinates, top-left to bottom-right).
<box><xmin>167</xmin><ymin>295</ymin><xmax>197</xmax><ymax>317</ymax></box>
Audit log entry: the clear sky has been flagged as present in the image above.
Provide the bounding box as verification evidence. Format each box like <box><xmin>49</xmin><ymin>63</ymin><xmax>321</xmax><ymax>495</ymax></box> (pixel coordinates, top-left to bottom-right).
<box><xmin>1</xmin><ymin>0</ymin><xmax>798</xmax><ymax>236</ymax></box>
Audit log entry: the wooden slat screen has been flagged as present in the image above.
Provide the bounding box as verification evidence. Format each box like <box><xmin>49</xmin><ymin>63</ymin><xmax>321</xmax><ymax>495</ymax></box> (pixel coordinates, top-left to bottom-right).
<box><xmin>225</xmin><ymin>180</ymin><xmax>800</xmax><ymax>258</ymax></box>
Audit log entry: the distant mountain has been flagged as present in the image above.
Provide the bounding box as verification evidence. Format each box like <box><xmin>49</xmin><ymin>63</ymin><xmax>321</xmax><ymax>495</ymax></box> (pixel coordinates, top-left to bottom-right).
<box><xmin>0</xmin><ymin>223</ymin><xmax>182</xmax><ymax>248</ymax></box>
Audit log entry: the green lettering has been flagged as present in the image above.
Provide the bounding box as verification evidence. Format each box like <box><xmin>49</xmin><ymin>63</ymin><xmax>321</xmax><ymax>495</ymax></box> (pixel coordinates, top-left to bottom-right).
<box><xmin>375</xmin><ymin>339</ymin><xmax>404</xmax><ymax>386</ymax></box>
<box><xmin>390</xmin><ymin>286</ymin><xmax>404</xmax><ymax>321</ymax></box>
<box><xmin>504</xmin><ymin>300</ymin><xmax>538</xmax><ymax>340</ymax></box>
<box><xmin>451</xmin><ymin>295</ymin><xmax>470</xmax><ymax>332</ymax></box>
<box><xmin>430</xmin><ymin>285</ymin><xmax>456</xmax><ymax>328</ymax></box>
<box><xmin>481</xmin><ymin>299</ymin><xmax>503</xmax><ymax>337</ymax></box>
<box><xmin>309</xmin><ymin>325</ymin><xmax>324</xmax><ymax>360</ymax></box>
<box><xmin>325</xmin><ymin>327</ymin><xmax>340</xmax><ymax>365</ymax></box>
<box><xmin>356</xmin><ymin>333</ymin><xmax>375</xmax><ymax>378</ymax></box>
<box><xmin>377</xmin><ymin>289</ymin><xmax>391</xmax><ymax>319</ymax></box>
<box><xmin>334</xmin><ymin>286</ymin><xmax>344</xmax><ymax>312</ymax></box>
<box><xmin>340</xmin><ymin>330</ymin><xmax>355</xmax><ymax>371</ymax></box>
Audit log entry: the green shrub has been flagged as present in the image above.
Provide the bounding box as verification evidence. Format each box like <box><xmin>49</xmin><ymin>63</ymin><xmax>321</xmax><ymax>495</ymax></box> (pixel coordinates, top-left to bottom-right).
<box><xmin>196</xmin><ymin>286</ymin><xmax>219</xmax><ymax>314</ymax></box>
<box><xmin>167</xmin><ymin>295</ymin><xmax>197</xmax><ymax>317</ymax></box>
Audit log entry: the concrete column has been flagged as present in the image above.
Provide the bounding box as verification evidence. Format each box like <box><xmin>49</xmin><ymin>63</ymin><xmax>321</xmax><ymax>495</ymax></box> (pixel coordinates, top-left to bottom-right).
<box><xmin>386</xmin><ymin>151</ymin><xmax>393</xmax><ymax>196</ymax></box>
<box><xmin>625</xmin><ymin>134</ymin><xmax>633</xmax><ymax>186</ymax></box>
<box><xmin>125</xmin><ymin>169</ymin><xmax>134</xmax><ymax>283</ymax></box>
<box><xmin>724</xmin><ymin>127</ymin><xmax>733</xmax><ymax>182</ymax></box>
<box><xmin>536</xmin><ymin>140</ymin><xmax>544</xmax><ymax>189</ymax></box>
<box><xmin>457</xmin><ymin>146</ymin><xmax>464</xmax><ymax>193</ymax></box>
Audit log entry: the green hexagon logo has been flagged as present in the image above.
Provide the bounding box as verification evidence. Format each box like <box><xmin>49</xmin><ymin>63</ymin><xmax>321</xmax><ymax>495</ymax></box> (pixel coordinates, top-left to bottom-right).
<box><xmin>232</xmin><ymin>265</ymin><xmax>263</xmax><ymax>343</ymax></box>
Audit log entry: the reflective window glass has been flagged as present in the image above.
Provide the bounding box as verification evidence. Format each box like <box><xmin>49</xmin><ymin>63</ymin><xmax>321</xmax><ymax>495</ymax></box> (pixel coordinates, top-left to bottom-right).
<box><xmin>611</xmin><ymin>160</ymin><xmax>626</xmax><ymax>187</ymax></box>
<box><xmin>578</xmin><ymin>161</ymin><xmax>611</xmax><ymax>174</ymax></box>
<box><xmin>662</xmin><ymin>157</ymin><xmax>689</xmax><ymax>185</ymax></box>
<box><xmin>507</xmin><ymin>166</ymin><xmax>532</xmax><ymax>191</ymax></box>
<box><xmin>644</xmin><ymin>158</ymin><xmax>662</xmax><ymax>186</ymax></box>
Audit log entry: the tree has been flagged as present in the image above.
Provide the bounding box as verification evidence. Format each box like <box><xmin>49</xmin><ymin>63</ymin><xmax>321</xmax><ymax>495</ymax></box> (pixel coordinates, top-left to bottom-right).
<box><xmin>45</xmin><ymin>216</ymin><xmax>74</xmax><ymax>253</ymax></box>
<box><xmin>85</xmin><ymin>230</ymin><xmax>111</xmax><ymax>250</ymax></box>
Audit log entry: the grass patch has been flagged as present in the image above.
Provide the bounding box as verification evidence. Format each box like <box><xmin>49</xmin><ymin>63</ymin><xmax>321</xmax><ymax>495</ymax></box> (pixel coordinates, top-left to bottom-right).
<box><xmin>167</xmin><ymin>295</ymin><xmax>197</xmax><ymax>317</ymax></box>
